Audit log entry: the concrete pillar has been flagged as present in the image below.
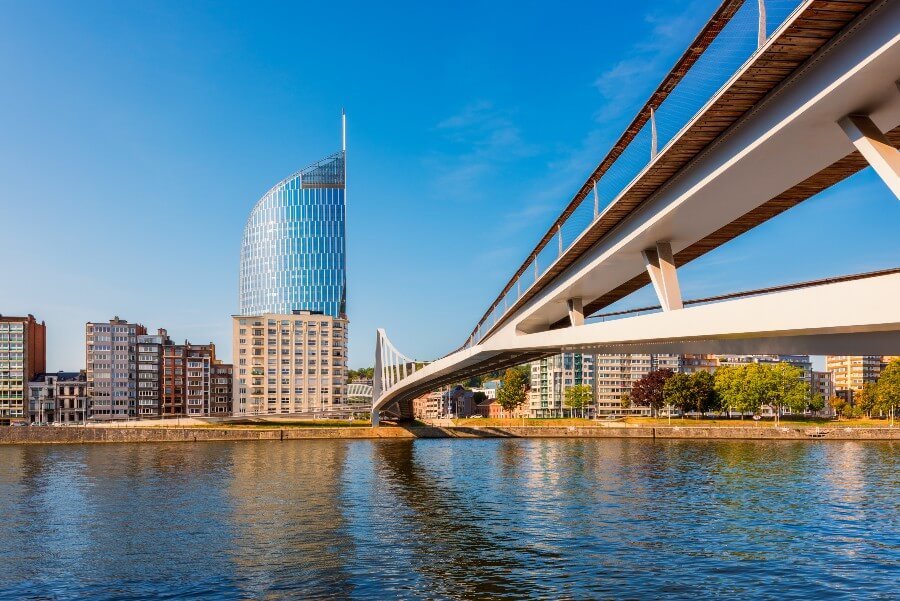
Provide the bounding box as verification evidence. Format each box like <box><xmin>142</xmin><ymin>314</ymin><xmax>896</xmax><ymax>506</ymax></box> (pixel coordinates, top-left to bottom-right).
<box><xmin>642</xmin><ymin>241</ymin><xmax>683</xmax><ymax>311</ymax></box>
<box><xmin>838</xmin><ymin>114</ymin><xmax>900</xmax><ymax>199</ymax></box>
<box><xmin>567</xmin><ymin>297</ymin><xmax>585</xmax><ymax>327</ymax></box>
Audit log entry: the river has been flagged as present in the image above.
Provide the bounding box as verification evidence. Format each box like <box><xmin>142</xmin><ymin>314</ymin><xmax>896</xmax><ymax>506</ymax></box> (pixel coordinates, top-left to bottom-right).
<box><xmin>0</xmin><ymin>439</ymin><xmax>896</xmax><ymax>600</ymax></box>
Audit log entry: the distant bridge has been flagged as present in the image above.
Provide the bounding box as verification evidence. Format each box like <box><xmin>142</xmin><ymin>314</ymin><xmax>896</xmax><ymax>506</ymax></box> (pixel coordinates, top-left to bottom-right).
<box><xmin>373</xmin><ymin>0</ymin><xmax>900</xmax><ymax>421</ymax></box>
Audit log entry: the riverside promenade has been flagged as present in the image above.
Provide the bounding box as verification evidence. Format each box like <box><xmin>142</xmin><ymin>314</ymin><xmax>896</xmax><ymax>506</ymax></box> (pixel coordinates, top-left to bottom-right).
<box><xmin>2</xmin><ymin>424</ymin><xmax>898</xmax><ymax>444</ymax></box>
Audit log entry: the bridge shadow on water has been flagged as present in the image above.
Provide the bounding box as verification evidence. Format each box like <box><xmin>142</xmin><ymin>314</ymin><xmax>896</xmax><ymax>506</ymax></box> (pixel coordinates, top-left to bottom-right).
<box><xmin>371</xmin><ymin>439</ymin><xmax>554</xmax><ymax>600</ymax></box>
<box><xmin>398</xmin><ymin>424</ymin><xmax>520</xmax><ymax>439</ymax></box>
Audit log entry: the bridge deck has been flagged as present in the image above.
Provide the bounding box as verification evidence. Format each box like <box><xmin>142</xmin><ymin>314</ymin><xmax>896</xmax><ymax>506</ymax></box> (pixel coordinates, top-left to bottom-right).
<box><xmin>474</xmin><ymin>0</ymin><xmax>882</xmax><ymax>341</ymax></box>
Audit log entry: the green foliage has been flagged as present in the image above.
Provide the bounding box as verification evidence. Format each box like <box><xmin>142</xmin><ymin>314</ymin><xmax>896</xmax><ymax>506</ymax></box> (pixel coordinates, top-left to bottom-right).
<box><xmin>855</xmin><ymin>382</ymin><xmax>878</xmax><ymax>417</ymax></box>
<box><xmin>619</xmin><ymin>394</ymin><xmax>631</xmax><ymax>409</ymax></box>
<box><xmin>496</xmin><ymin>368</ymin><xmax>527</xmax><ymax>414</ymax></box>
<box><xmin>714</xmin><ymin>362</ymin><xmax>809</xmax><ymax>417</ymax></box>
<box><xmin>348</xmin><ymin>367</ymin><xmax>375</xmax><ymax>382</ymax></box>
<box><xmin>662</xmin><ymin>370</ymin><xmax>720</xmax><ymax>415</ymax></box>
<box><xmin>662</xmin><ymin>373</ymin><xmax>693</xmax><ymax>413</ymax></box>
<box><xmin>513</xmin><ymin>364</ymin><xmax>531</xmax><ymax>386</ymax></box>
<box><xmin>876</xmin><ymin>359</ymin><xmax>900</xmax><ymax>415</ymax></box>
<box><xmin>691</xmin><ymin>370</ymin><xmax>720</xmax><ymax>414</ymax></box>
<box><xmin>564</xmin><ymin>384</ymin><xmax>593</xmax><ymax>411</ymax></box>
<box><xmin>472</xmin><ymin>391</ymin><xmax>488</xmax><ymax>405</ymax></box>
<box><xmin>773</xmin><ymin>362</ymin><xmax>810</xmax><ymax>415</ymax></box>
<box><xmin>808</xmin><ymin>393</ymin><xmax>826</xmax><ymax>413</ymax></box>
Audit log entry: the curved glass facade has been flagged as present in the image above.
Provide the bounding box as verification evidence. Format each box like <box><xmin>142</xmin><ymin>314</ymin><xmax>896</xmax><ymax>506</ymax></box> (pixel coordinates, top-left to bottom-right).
<box><xmin>239</xmin><ymin>151</ymin><xmax>346</xmax><ymax>317</ymax></box>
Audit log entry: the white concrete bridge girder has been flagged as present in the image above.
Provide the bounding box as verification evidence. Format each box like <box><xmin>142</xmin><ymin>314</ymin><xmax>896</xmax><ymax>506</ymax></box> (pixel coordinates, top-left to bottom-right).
<box><xmin>839</xmin><ymin>112</ymin><xmax>900</xmax><ymax>199</ymax></box>
<box><xmin>641</xmin><ymin>241</ymin><xmax>683</xmax><ymax>312</ymax></box>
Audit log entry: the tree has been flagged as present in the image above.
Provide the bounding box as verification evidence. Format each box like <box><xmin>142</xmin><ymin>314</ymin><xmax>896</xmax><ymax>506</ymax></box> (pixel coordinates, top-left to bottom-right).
<box><xmin>348</xmin><ymin>367</ymin><xmax>375</xmax><ymax>382</ymax></box>
<box><xmin>619</xmin><ymin>394</ymin><xmax>631</xmax><ymax>411</ymax></box>
<box><xmin>714</xmin><ymin>363</ymin><xmax>767</xmax><ymax>419</ymax></box>
<box><xmin>513</xmin><ymin>364</ymin><xmax>531</xmax><ymax>386</ymax></box>
<box><xmin>631</xmin><ymin>369</ymin><xmax>674</xmax><ymax>417</ymax></box>
<box><xmin>564</xmin><ymin>384</ymin><xmax>593</xmax><ymax>419</ymax></box>
<box><xmin>855</xmin><ymin>382</ymin><xmax>878</xmax><ymax>417</ymax></box>
<box><xmin>714</xmin><ymin>365</ymin><xmax>741</xmax><ymax>417</ymax></box>
<box><xmin>771</xmin><ymin>362</ymin><xmax>810</xmax><ymax>420</ymax></box>
<box><xmin>496</xmin><ymin>368</ymin><xmax>527</xmax><ymax>418</ymax></box>
<box><xmin>808</xmin><ymin>393</ymin><xmax>826</xmax><ymax>414</ymax></box>
<box><xmin>714</xmin><ymin>362</ymin><xmax>808</xmax><ymax>421</ymax></box>
<box><xmin>875</xmin><ymin>359</ymin><xmax>900</xmax><ymax>418</ymax></box>
<box><xmin>691</xmin><ymin>370</ymin><xmax>719</xmax><ymax>416</ymax></box>
<box><xmin>829</xmin><ymin>396</ymin><xmax>848</xmax><ymax>419</ymax></box>
<box><xmin>662</xmin><ymin>373</ymin><xmax>693</xmax><ymax>416</ymax></box>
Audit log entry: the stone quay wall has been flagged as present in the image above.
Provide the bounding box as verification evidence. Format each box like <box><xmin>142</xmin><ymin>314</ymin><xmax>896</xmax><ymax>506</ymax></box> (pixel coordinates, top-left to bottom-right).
<box><xmin>1</xmin><ymin>425</ymin><xmax>897</xmax><ymax>445</ymax></box>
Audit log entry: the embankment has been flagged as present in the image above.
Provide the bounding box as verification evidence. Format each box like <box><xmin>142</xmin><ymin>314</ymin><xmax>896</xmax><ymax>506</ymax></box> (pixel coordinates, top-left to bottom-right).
<box><xmin>1</xmin><ymin>424</ymin><xmax>898</xmax><ymax>444</ymax></box>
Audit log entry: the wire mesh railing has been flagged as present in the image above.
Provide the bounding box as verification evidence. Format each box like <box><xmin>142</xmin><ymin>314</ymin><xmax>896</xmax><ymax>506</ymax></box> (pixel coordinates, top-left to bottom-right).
<box><xmin>462</xmin><ymin>0</ymin><xmax>806</xmax><ymax>351</ymax></box>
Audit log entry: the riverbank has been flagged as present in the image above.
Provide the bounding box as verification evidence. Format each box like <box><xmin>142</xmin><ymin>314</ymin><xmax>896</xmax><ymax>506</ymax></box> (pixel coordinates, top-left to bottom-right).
<box><xmin>1</xmin><ymin>424</ymin><xmax>898</xmax><ymax>444</ymax></box>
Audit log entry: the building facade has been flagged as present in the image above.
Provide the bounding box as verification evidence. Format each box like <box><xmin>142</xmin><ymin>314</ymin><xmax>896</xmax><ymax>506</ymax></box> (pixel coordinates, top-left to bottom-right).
<box><xmin>232</xmin><ymin>311</ymin><xmax>348</xmax><ymax>416</ymax></box>
<box><xmin>810</xmin><ymin>370</ymin><xmax>834</xmax><ymax>414</ymax></box>
<box><xmin>86</xmin><ymin>317</ymin><xmax>146</xmax><ymax>421</ymax></box>
<box><xmin>234</xmin><ymin>130</ymin><xmax>349</xmax><ymax>417</ymax></box>
<box><xmin>682</xmin><ymin>354</ymin><xmax>718</xmax><ymax>374</ymax></box>
<box><xmin>28</xmin><ymin>371</ymin><xmax>87</xmax><ymax>424</ymax></box>
<box><xmin>239</xmin><ymin>147</ymin><xmax>346</xmax><ymax>318</ymax></box>
<box><xmin>413</xmin><ymin>390</ymin><xmax>443</xmax><ymax>420</ymax></box>
<box><xmin>594</xmin><ymin>354</ymin><xmax>682</xmax><ymax>416</ymax></box>
<box><xmin>56</xmin><ymin>372</ymin><xmax>88</xmax><ymax>423</ymax></box>
<box><xmin>210</xmin><ymin>362</ymin><xmax>233</xmax><ymax>415</ymax></box>
<box><xmin>0</xmin><ymin>315</ymin><xmax>46</xmax><ymax>425</ymax></box>
<box><xmin>136</xmin><ymin>329</ymin><xmax>171</xmax><ymax>417</ymax></box>
<box><xmin>529</xmin><ymin>353</ymin><xmax>596</xmax><ymax>418</ymax></box>
<box><xmin>826</xmin><ymin>355</ymin><xmax>897</xmax><ymax>402</ymax></box>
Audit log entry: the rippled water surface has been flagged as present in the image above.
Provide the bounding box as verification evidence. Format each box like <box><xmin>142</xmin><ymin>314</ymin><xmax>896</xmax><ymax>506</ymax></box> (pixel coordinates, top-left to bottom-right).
<box><xmin>0</xmin><ymin>439</ymin><xmax>896</xmax><ymax>600</ymax></box>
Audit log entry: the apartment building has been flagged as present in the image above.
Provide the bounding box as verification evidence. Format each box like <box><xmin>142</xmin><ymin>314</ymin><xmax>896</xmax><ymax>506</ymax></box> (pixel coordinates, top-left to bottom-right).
<box><xmin>529</xmin><ymin>353</ymin><xmax>596</xmax><ymax>418</ymax></box>
<box><xmin>594</xmin><ymin>354</ymin><xmax>682</xmax><ymax>416</ymax></box>
<box><xmin>682</xmin><ymin>354</ymin><xmax>718</xmax><ymax>374</ymax></box>
<box><xmin>210</xmin><ymin>362</ymin><xmax>233</xmax><ymax>415</ymax></box>
<box><xmin>826</xmin><ymin>355</ymin><xmax>897</xmax><ymax>402</ymax></box>
<box><xmin>136</xmin><ymin>329</ymin><xmax>171</xmax><ymax>417</ymax></box>
<box><xmin>28</xmin><ymin>371</ymin><xmax>87</xmax><ymax>424</ymax></box>
<box><xmin>56</xmin><ymin>372</ymin><xmax>88</xmax><ymax>423</ymax></box>
<box><xmin>232</xmin><ymin>311</ymin><xmax>348</xmax><ymax>416</ymax></box>
<box><xmin>86</xmin><ymin>317</ymin><xmax>146</xmax><ymax>420</ymax></box>
<box><xmin>0</xmin><ymin>315</ymin><xmax>46</xmax><ymax>425</ymax></box>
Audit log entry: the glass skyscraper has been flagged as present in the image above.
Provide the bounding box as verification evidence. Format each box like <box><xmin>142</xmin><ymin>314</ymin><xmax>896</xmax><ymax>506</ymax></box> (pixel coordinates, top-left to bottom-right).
<box><xmin>239</xmin><ymin>145</ymin><xmax>347</xmax><ymax>318</ymax></box>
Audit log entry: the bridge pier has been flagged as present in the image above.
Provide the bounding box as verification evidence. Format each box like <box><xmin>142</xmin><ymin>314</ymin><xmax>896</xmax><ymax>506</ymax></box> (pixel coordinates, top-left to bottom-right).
<box><xmin>566</xmin><ymin>297</ymin><xmax>584</xmax><ymax>327</ymax></box>
<box><xmin>642</xmin><ymin>241</ymin><xmax>683</xmax><ymax>312</ymax></box>
<box><xmin>838</xmin><ymin>113</ymin><xmax>900</xmax><ymax>200</ymax></box>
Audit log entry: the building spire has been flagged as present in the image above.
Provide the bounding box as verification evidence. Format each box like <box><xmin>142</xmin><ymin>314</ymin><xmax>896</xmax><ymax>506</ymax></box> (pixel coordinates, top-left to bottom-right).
<box><xmin>341</xmin><ymin>109</ymin><xmax>346</xmax><ymax>153</ymax></box>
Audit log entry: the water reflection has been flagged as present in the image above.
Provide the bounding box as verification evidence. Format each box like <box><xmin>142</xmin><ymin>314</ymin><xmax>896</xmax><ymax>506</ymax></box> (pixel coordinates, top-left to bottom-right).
<box><xmin>226</xmin><ymin>440</ymin><xmax>354</xmax><ymax>599</ymax></box>
<box><xmin>0</xmin><ymin>439</ymin><xmax>895</xmax><ymax>600</ymax></box>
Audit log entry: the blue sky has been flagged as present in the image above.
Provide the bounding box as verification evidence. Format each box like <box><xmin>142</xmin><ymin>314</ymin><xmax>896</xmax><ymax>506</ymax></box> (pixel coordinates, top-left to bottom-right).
<box><xmin>1</xmin><ymin>0</ymin><xmax>898</xmax><ymax>371</ymax></box>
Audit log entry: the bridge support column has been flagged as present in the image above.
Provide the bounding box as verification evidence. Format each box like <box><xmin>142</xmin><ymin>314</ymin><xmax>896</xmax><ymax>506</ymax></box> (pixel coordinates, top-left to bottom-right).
<box><xmin>567</xmin><ymin>297</ymin><xmax>584</xmax><ymax>327</ymax></box>
<box><xmin>838</xmin><ymin>114</ymin><xmax>900</xmax><ymax>200</ymax></box>
<box><xmin>642</xmin><ymin>241</ymin><xmax>683</xmax><ymax>311</ymax></box>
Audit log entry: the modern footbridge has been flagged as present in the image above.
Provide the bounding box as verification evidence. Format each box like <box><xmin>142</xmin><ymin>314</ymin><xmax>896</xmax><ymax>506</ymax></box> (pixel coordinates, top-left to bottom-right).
<box><xmin>373</xmin><ymin>0</ymin><xmax>900</xmax><ymax>421</ymax></box>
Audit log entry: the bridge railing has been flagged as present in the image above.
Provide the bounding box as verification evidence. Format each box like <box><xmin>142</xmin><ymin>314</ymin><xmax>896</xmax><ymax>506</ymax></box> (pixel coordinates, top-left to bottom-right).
<box><xmin>373</xmin><ymin>328</ymin><xmax>429</xmax><ymax>402</ymax></box>
<box><xmin>462</xmin><ymin>0</ymin><xmax>805</xmax><ymax>351</ymax></box>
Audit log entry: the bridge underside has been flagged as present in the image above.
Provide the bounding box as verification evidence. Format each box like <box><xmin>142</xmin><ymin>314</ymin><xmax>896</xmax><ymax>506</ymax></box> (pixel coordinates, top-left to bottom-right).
<box><xmin>374</xmin><ymin>0</ymin><xmax>900</xmax><ymax>421</ymax></box>
<box><xmin>379</xmin><ymin>272</ymin><xmax>900</xmax><ymax>419</ymax></box>
<box><xmin>567</xmin><ymin>127</ymin><xmax>900</xmax><ymax>328</ymax></box>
